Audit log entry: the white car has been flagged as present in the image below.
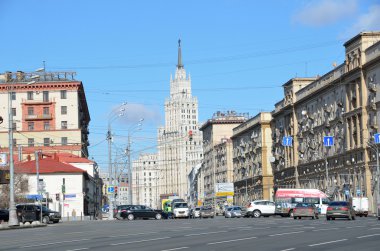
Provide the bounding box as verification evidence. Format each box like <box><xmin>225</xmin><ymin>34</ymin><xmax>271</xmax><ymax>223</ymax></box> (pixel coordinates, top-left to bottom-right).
<box><xmin>246</xmin><ymin>200</ymin><xmax>276</xmax><ymax>218</ymax></box>
<box><xmin>172</xmin><ymin>202</ymin><xmax>190</xmax><ymax>218</ymax></box>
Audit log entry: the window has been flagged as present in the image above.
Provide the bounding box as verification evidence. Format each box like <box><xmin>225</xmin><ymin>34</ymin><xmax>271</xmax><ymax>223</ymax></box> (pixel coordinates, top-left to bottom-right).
<box><xmin>12</xmin><ymin>123</ymin><xmax>16</xmax><ymax>130</ymax></box>
<box><xmin>43</xmin><ymin>107</ymin><xmax>49</xmax><ymax>115</ymax></box>
<box><xmin>12</xmin><ymin>108</ymin><xmax>16</xmax><ymax>116</ymax></box>
<box><xmin>44</xmin><ymin>122</ymin><xmax>50</xmax><ymax>130</ymax></box>
<box><xmin>60</xmin><ymin>90</ymin><xmax>67</xmax><ymax>99</ymax></box>
<box><xmin>61</xmin><ymin>121</ymin><xmax>67</xmax><ymax>129</ymax></box>
<box><xmin>11</xmin><ymin>92</ymin><xmax>16</xmax><ymax>100</ymax></box>
<box><xmin>27</xmin><ymin>91</ymin><xmax>33</xmax><ymax>100</ymax></box>
<box><xmin>28</xmin><ymin>122</ymin><xmax>34</xmax><ymax>131</ymax></box>
<box><xmin>43</xmin><ymin>91</ymin><xmax>49</xmax><ymax>102</ymax></box>
<box><xmin>12</xmin><ymin>139</ymin><xmax>17</xmax><ymax>147</ymax></box>
<box><xmin>27</xmin><ymin>107</ymin><xmax>34</xmax><ymax>115</ymax></box>
<box><xmin>43</xmin><ymin>138</ymin><xmax>50</xmax><ymax>146</ymax></box>
<box><xmin>61</xmin><ymin>106</ymin><xmax>67</xmax><ymax>115</ymax></box>
<box><xmin>62</xmin><ymin>137</ymin><xmax>68</xmax><ymax>145</ymax></box>
<box><xmin>28</xmin><ymin>138</ymin><xmax>34</xmax><ymax>147</ymax></box>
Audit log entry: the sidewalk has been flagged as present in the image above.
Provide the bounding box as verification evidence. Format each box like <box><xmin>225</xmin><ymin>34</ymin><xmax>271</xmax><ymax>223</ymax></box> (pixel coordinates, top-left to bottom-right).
<box><xmin>0</xmin><ymin>222</ymin><xmax>47</xmax><ymax>231</ymax></box>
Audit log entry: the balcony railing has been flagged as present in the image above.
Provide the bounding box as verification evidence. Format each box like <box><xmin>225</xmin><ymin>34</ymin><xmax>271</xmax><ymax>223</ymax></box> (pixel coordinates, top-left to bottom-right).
<box><xmin>25</xmin><ymin>114</ymin><xmax>53</xmax><ymax>120</ymax></box>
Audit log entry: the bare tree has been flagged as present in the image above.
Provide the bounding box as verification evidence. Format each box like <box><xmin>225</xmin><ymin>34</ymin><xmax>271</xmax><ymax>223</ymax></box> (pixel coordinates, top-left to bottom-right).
<box><xmin>0</xmin><ymin>173</ymin><xmax>29</xmax><ymax>208</ymax></box>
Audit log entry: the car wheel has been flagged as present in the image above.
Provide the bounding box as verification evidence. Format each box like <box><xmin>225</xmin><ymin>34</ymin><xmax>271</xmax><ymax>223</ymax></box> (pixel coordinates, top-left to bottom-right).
<box><xmin>332</xmin><ymin>217</ymin><xmax>335</xmax><ymax>220</ymax></box>
<box><xmin>326</xmin><ymin>217</ymin><xmax>330</xmax><ymax>221</ymax></box>
<box><xmin>352</xmin><ymin>216</ymin><xmax>355</xmax><ymax>220</ymax></box>
<box><xmin>253</xmin><ymin>210</ymin><xmax>261</xmax><ymax>218</ymax></box>
<box><xmin>289</xmin><ymin>210</ymin><xmax>294</xmax><ymax>217</ymax></box>
<box><xmin>127</xmin><ymin>214</ymin><xmax>134</xmax><ymax>221</ymax></box>
<box><xmin>311</xmin><ymin>216</ymin><xmax>315</xmax><ymax>220</ymax></box>
<box><xmin>155</xmin><ymin>213</ymin><xmax>162</xmax><ymax>220</ymax></box>
<box><xmin>316</xmin><ymin>215</ymin><xmax>319</xmax><ymax>219</ymax></box>
<box><xmin>42</xmin><ymin>216</ymin><xmax>50</xmax><ymax>224</ymax></box>
<box><xmin>293</xmin><ymin>216</ymin><xmax>297</xmax><ymax>220</ymax></box>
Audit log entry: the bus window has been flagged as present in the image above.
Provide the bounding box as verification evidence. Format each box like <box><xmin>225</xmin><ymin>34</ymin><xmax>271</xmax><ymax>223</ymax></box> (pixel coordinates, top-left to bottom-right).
<box><xmin>304</xmin><ymin>197</ymin><xmax>319</xmax><ymax>204</ymax></box>
<box><xmin>322</xmin><ymin>198</ymin><xmax>330</xmax><ymax>205</ymax></box>
<box><xmin>291</xmin><ymin>198</ymin><xmax>304</xmax><ymax>203</ymax></box>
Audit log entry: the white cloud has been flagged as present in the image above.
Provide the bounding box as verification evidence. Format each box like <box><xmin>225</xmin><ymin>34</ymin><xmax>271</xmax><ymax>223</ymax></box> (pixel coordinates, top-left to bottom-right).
<box><xmin>293</xmin><ymin>0</ymin><xmax>357</xmax><ymax>27</ymax></box>
<box><xmin>351</xmin><ymin>4</ymin><xmax>380</xmax><ymax>33</ymax></box>
<box><xmin>110</xmin><ymin>103</ymin><xmax>161</xmax><ymax>126</ymax></box>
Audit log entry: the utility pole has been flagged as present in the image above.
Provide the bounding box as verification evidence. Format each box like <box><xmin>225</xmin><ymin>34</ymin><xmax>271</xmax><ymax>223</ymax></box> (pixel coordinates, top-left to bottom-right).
<box><xmin>127</xmin><ymin>134</ymin><xmax>132</xmax><ymax>205</ymax></box>
<box><xmin>107</xmin><ymin>124</ymin><xmax>113</xmax><ymax>220</ymax></box>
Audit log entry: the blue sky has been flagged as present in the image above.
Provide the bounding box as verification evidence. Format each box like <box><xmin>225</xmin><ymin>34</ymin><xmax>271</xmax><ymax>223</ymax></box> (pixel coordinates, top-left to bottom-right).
<box><xmin>1</xmin><ymin>0</ymin><xmax>379</xmax><ymax>170</ymax></box>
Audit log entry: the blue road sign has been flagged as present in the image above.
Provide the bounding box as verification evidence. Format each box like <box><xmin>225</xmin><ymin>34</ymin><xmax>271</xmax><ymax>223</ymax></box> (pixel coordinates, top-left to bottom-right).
<box><xmin>107</xmin><ymin>186</ymin><xmax>115</xmax><ymax>194</ymax></box>
<box><xmin>323</xmin><ymin>136</ymin><xmax>334</xmax><ymax>147</ymax></box>
<box><xmin>374</xmin><ymin>133</ymin><xmax>380</xmax><ymax>144</ymax></box>
<box><xmin>282</xmin><ymin>136</ymin><xmax>293</xmax><ymax>147</ymax></box>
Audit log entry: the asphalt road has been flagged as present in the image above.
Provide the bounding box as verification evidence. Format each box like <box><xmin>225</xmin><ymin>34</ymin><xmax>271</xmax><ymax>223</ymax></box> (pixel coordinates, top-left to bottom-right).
<box><xmin>0</xmin><ymin>216</ymin><xmax>379</xmax><ymax>251</ymax></box>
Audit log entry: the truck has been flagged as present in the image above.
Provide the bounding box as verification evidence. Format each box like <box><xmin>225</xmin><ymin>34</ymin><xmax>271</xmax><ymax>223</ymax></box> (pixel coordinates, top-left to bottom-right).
<box><xmin>351</xmin><ymin>197</ymin><xmax>369</xmax><ymax>217</ymax></box>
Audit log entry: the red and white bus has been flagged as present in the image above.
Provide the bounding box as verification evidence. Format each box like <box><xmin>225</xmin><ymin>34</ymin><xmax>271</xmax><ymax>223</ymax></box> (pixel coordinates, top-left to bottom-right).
<box><xmin>275</xmin><ymin>188</ymin><xmax>330</xmax><ymax>216</ymax></box>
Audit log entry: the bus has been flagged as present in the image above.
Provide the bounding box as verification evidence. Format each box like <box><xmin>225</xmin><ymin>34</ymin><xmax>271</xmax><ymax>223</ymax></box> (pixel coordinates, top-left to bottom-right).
<box><xmin>275</xmin><ymin>188</ymin><xmax>330</xmax><ymax>216</ymax></box>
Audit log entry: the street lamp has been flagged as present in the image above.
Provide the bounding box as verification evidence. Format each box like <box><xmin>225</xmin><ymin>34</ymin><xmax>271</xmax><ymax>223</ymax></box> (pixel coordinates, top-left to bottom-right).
<box><xmin>6</xmin><ymin>73</ymin><xmax>38</xmax><ymax>226</ymax></box>
<box><xmin>107</xmin><ymin>102</ymin><xmax>127</xmax><ymax>220</ymax></box>
<box><xmin>126</xmin><ymin>118</ymin><xmax>144</xmax><ymax>205</ymax></box>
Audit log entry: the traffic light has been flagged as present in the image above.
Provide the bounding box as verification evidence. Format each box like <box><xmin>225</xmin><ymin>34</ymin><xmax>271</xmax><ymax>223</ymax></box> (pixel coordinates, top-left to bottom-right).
<box><xmin>56</xmin><ymin>193</ymin><xmax>60</xmax><ymax>201</ymax></box>
<box><xmin>188</xmin><ymin>130</ymin><xmax>193</xmax><ymax>141</ymax></box>
<box><xmin>115</xmin><ymin>186</ymin><xmax>118</xmax><ymax>197</ymax></box>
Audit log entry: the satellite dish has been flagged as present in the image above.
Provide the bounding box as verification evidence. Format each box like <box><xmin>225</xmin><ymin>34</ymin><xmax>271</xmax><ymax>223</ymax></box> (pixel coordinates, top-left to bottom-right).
<box><xmin>269</xmin><ymin>156</ymin><xmax>276</xmax><ymax>163</ymax></box>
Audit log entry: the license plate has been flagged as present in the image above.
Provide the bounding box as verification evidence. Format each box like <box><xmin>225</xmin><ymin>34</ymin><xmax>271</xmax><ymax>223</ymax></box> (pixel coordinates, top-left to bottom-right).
<box><xmin>179</xmin><ymin>211</ymin><xmax>184</xmax><ymax>214</ymax></box>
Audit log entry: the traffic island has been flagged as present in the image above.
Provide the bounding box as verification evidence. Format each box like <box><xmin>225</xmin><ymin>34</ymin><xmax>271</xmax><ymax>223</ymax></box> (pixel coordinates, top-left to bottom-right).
<box><xmin>0</xmin><ymin>221</ymin><xmax>47</xmax><ymax>231</ymax></box>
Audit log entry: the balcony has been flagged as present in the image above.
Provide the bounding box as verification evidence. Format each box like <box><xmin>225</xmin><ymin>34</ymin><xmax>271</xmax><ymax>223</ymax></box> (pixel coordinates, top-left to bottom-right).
<box><xmin>25</xmin><ymin>114</ymin><xmax>53</xmax><ymax>121</ymax></box>
<box><xmin>22</xmin><ymin>98</ymin><xmax>55</xmax><ymax>105</ymax></box>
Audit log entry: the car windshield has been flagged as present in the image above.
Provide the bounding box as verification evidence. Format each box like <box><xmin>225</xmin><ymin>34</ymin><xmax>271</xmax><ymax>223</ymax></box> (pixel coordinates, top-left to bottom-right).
<box><xmin>195</xmin><ymin>208</ymin><xmax>200</xmax><ymax>211</ymax></box>
<box><xmin>227</xmin><ymin>208</ymin><xmax>233</xmax><ymax>211</ymax></box>
<box><xmin>296</xmin><ymin>203</ymin><xmax>313</xmax><ymax>208</ymax></box>
<box><xmin>234</xmin><ymin>207</ymin><xmax>241</xmax><ymax>210</ymax></box>
<box><xmin>329</xmin><ymin>201</ymin><xmax>349</xmax><ymax>206</ymax></box>
<box><xmin>174</xmin><ymin>203</ymin><xmax>188</xmax><ymax>208</ymax></box>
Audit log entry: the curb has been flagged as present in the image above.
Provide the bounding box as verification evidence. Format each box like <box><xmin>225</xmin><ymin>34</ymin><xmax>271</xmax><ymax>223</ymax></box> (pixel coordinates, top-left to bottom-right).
<box><xmin>0</xmin><ymin>223</ymin><xmax>47</xmax><ymax>231</ymax></box>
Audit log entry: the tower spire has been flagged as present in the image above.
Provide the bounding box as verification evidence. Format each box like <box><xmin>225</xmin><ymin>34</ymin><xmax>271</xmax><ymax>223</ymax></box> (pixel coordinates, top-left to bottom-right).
<box><xmin>177</xmin><ymin>38</ymin><xmax>184</xmax><ymax>69</ymax></box>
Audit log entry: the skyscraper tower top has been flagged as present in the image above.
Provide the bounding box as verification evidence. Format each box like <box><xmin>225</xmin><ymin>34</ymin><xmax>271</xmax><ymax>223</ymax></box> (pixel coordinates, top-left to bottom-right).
<box><xmin>177</xmin><ymin>39</ymin><xmax>184</xmax><ymax>69</ymax></box>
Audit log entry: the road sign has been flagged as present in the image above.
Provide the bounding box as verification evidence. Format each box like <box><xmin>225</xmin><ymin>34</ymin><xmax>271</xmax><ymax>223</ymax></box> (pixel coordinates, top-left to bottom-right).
<box><xmin>323</xmin><ymin>136</ymin><xmax>334</xmax><ymax>147</ymax></box>
<box><xmin>107</xmin><ymin>186</ymin><xmax>115</xmax><ymax>194</ymax></box>
<box><xmin>282</xmin><ymin>136</ymin><xmax>293</xmax><ymax>147</ymax></box>
<box><xmin>375</xmin><ymin>133</ymin><xmax>380</xmax><ymax>144</ymax></box>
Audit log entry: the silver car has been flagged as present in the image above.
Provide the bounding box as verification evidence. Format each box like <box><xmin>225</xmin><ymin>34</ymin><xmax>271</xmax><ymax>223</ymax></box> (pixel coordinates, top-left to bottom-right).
<box><xmin>191</xmin><ymin>207</ymin><xmax>201</xmax><ymax>218</ymax></box>
<box><xmin>225</xmin><ymin>206</ymin><xmax>245</xmax><ymax>218</ymax></box>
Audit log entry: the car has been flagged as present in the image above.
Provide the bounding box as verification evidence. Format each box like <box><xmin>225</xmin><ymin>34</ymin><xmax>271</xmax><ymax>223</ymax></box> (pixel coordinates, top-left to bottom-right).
<box><xmin>16</xmin><ymin>204</ymin><xmax>61</xmax><ymax>224</ymax></box>
<box><xmin>225</xmin><ymin>206</ymin><xmax>245</xmax><ymax>218</ymax></box>
<box><xmin>326</xmin><ymin>201</ymin><xmax>356</xmax><ymax>221</ymax></box>
<box><xmin>246</xmin><ymin>200</ymin><xmax>276</xmax><ymax>218</ymax></box>
<box><xmin>172</xmin><ymin>202</ymin><xmax>190</xmax><ymax>219</ymax></box>
<box><xmin>0</xmin><ymin>209</ymin><xmax>9</xmax><ymax>222</ymax></box>
<box><xmin>293</xmin><ymin>203</ymin><xmax>319</xmax><ymax>220</ymax></box>
<box><xmin>120</xmin><ymin>205</ymin><xmax>163</xmax><ymax>220</ymax></box>
<box><xmin>200</xmin><ymin>206</ymin><xmax>215</xmax><ymax>218</ymax></box>
<box><xmin>191</xmin><ymin>207</ymin><xmax>201</xmax><ymax>218</ymax></box>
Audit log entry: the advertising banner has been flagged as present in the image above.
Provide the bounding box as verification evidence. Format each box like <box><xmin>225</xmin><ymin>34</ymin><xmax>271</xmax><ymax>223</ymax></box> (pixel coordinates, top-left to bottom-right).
<box><xmin>0</xmin><ymin>153</ymin><xmax>7</xmax><ymax>166</ymax></box>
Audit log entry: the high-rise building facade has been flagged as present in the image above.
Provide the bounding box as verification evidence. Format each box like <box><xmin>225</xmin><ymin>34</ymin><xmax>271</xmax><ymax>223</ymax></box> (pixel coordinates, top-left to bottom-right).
<box><xmin>157</xmin><ymin>40</ymin><xmax>203</xmax><ymax>201</ymax></box>
<box><xmin>0</xmin><ymin>71</ymin><xmax>90</xmax><ymax>159</ymax></box>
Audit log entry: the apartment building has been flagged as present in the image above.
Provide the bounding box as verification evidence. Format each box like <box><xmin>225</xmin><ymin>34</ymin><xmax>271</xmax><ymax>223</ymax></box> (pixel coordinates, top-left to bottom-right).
<box><xmin>0</xmin><ymin>71</ymin><xmax>90</xmax><ymax>159</ymax></box>
<box><xmin>271</xmin><ymin>32</ymin><xmax>380</xmax><ymax>212</ymax></box>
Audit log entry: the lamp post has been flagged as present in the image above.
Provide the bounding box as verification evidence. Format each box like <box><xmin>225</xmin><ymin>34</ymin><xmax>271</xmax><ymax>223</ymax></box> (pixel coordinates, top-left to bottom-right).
<box><xmin>126</xmin><ymin>119</ymin><xmax>144</xmax><ymax>205</ymax></box>
<box><xmin>368</xmin><ymin>140</ymin><xmax>379</xmax><ymax>217</ymax></box>
<box><xmin>107</xmin><ymin>102</ymin><xmax>127</xmax><ymax>220</ymax></box>
<box><xmin>6</xmin><ymin>73</ymin><xmax>39</xmax><ymax>226</ymax></box>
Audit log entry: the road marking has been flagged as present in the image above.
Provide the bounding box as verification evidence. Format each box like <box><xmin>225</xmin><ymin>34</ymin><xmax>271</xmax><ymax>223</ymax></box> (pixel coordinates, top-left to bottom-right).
<box><xmin>357</xmin><ymin>233</ymin><xmax>380</xmax><ymax>239</ymax></box>
<box><xmin>109</xmin><ymin>231</ymin><xmax>158</xmax><ymax>237</ymax></box>
<box><xmin>346</xmin><ymin>225</ymin><xmax>365</xmax><ymax>228</ymax></box>
<box><xmin>161</xmin><ymin>247</ymin><xmax>189</xmax><ymax>251</ymax></box>
<box><xmin>111</xmin><ymin>237</ymin><xmax>171</xmax><ymax>246</ymax></box>
<box><xmin>185</xmin><ymin>230</ymin><xmax>228</xmax><ymax>236</ymax></box>
<box><xmin>21</xmin><ymin>239</ymin><xmax>90</xmax><ymax>248</ymax></box>
<box><xmin>269</xmin><ymin>231</ymin><xmax>304</xmax><ymax>236</ymax></box>
<box><xmin>64</xmin><ymin>231</ymin><xmax>86</xmax><ymax>235</ymax></box>
<box><xmin>308</xmin><ymin>239</ymin><xmax>347</xmax><ymax>247</ymax></box>
<box><xmin>66</xmin><ymin>248</ymin><xmax>89</xmax><ymax>251</ymax></box>
<box><xmin>207</xmin><ymin>236</ymin><xmax>257</xmax><ymax>245</ymax></box>
<box><xmin>280</xmin><ymin>248</ymin><xmax>295</xmax><ymax>251</ymax></box>
<box><xmin>278</xmin><ymin>225</ymin><xmax>304</xmax><ymax>228</ymax></box>
<box><xmin>302</xmin><ymin>226</ymin><xmax>315</xmax><ymax>229</ymax></box>
<box><xmin>312</xmin><ymin>228</ymin><xmax>339</xmax><ymax>232</ymax></box>
<box><xmin>370</xmin><ymin>228</ymin><xmax>380</xmax><ymax>230</ymax></box>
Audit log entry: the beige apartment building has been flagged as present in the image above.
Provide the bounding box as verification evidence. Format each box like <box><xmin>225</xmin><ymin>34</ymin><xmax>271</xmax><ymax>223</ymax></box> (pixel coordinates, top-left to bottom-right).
<box><xmin>231</xmin><ymin>112</ymin><xmax>273</xmax><ymax>205</ymax></box>
<box><xmin>0</xmin><ymin>71</ymin><xmax>90</xmax><ymax>159</ymax></box>
<box><xmin>200</xmin><ymin>111</ymin><xmax>247</xmax><ymax>205</ymax></box>
<box><xmin>271</xmin><ymin>32</ymin><xmax>380</xmax><ymax>212</ymax></box>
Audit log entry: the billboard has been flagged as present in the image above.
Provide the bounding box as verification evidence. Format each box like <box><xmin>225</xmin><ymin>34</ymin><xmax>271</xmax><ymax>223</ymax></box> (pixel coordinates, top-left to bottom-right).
<box><xmin>0</xmin><ymin>153</ymin><xmax>7</xmax><ymax>166</ymax></box>
<box><xmin>215</xmin><ymin>183</ymin><xmax>234</xmax><ymax>197</ymax></box>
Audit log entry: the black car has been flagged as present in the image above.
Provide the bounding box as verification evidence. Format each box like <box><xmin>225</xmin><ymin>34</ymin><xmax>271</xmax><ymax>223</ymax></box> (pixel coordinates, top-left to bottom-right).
<box><xmin>0</xmin><ymin>209</ymin><xmax>9</xmax><ymax>222</ymax></box>
<box><xmin>16</xmin><ymin>204</ymin><xmax>61</xmax><ymax>224</ymax></box>
<box><xmin>120</xmin><ymin>205</ymin><xmax>163</xmax><ymax>220</ymax></box>
<box><xmin>114</xmin><ymin>204</ymin><xmax>132</xmax><ymax>219</ymax></box>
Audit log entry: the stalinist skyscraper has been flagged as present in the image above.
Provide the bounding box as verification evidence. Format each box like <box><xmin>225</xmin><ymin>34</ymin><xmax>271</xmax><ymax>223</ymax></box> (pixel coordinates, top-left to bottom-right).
<box><xmin>157</xmin><ymin>39</ymin><xmax>203</xmax><ymax>201</ymax></box>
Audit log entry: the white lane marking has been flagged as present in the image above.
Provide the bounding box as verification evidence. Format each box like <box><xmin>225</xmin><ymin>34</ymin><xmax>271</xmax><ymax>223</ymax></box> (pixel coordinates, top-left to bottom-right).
<box><xmin>185</xmin><ymin>230</ymin><xmax>228</xmax><ymax>236</ymax></box>
<box><xmin>346</xmin><ymin>225</ymin><xmax>365</xmax><ymax>229</ymax></box>
<box><xmin>64</xmin><ymin>231</ymin><xmax>86</xmax><ymax>235</ymax></box>
<box><xmin>302</xmin><ymin>226</ymin><xmax>315</xmax><ymax>229</ymax></box>
<box><xmin>308</xmin><ymin>239</ymin><xmax>348</xmax><ymax>247</ymax></box>
<box><xmin>207</xmin><ymin>236</ymin><xmax>257</xmax><ymax>245</ymax></box>
<box><xmin>66</xmin><ymin>248</ymin><xmax>89</xmax><ymax>251</ymax></box>
<box><xmin>269</xmin><ymin>231</ymin><xmax>304</xmax><ymax>237</ymax></box>
<box><xmin>109</xmin><ymin>231</ymin><xmax>158</xmax><ymax>237</ymax></box>
<box><xmin>280</xmin><ymin>248</ymin><xmax>295</xmax><ymax>251</ymax></box>
<box><xmin>278</xmin><ymin>225</ymin><xmax>304</xmax><ymax>228</ymax></box>
<box><xmin>111</xmin><ymin>236</ymin><xmax>171</xmax><ymax>246</ymax></box>
<box><xmin>370</xmin><ymin>228</ymin><xmax>380</xmax><ymax>230</ymax></box>
<box><xmin>312</xmin><ymin>228</ymin><xmax>339</xmax><ymax>232</ymax></box>
<box><xmin>161</xmin><ymin>247</ymin><xmax>189</xmax><ymax>251</ymax></box>
<box><xmin>357</xmin><ymin>233</ymin><xmax>380</xmax><ymax>239</ymax></box>
<box><xmin>21</xmin><ymin>239</ymin><xmax>90</xmax><ymax>248</ymax></box>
